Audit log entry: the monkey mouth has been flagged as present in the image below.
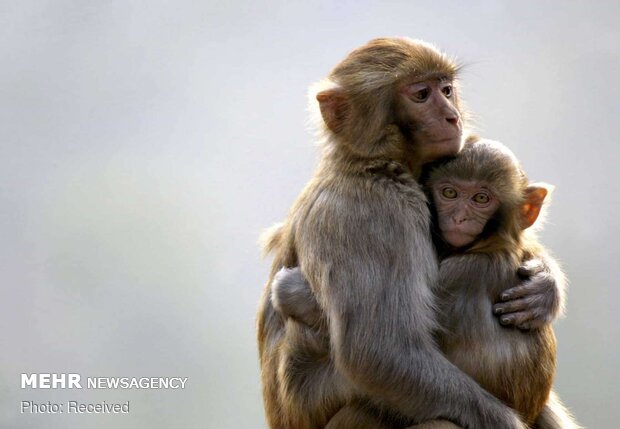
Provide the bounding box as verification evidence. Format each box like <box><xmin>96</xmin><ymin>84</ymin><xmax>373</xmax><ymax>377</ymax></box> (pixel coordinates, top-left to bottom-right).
<box><xmin>429</xmin><ymin>133</ymin><xmax>461</xmax><ymax>144</ymax></box>
<box><xmin>441</xmin><ymin>229</ymin><xmax>478</xmax><ymax>247</ymax></box>
<box><xmin>430</xmin><ymin>138</ymin><xmax>459</xmax><ymax>145</ymax></box>
<box><xmin>442</xmin><ymin>228</ymin><xmax>476</xmax><ymax>236</ymax></box>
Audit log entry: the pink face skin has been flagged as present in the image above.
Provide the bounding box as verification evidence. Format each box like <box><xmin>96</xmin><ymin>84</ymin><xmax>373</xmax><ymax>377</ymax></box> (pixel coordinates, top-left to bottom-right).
<box><xmin>432</xmin><ymin>179</ymin><xmax>501</xmax><ymax>248</ymax></box>
<box><xmin>398</xmin><ymin>78</ymin><xmax>463</xmax><ymax>163</ymax></box>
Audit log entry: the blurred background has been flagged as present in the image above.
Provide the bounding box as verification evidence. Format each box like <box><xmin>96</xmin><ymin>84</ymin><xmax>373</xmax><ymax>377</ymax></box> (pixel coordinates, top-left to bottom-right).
<box><xmin>1</xmin><ymin>1</ymin><xmax>618</xmax><ymax>428</ymax></box>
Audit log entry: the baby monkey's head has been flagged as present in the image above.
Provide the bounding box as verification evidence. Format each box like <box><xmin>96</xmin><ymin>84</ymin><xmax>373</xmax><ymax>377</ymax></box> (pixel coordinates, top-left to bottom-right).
<box><xmin>425</xmin><ymin>139</ymin><xmax>552</xmax><ymax>252</ymax></box>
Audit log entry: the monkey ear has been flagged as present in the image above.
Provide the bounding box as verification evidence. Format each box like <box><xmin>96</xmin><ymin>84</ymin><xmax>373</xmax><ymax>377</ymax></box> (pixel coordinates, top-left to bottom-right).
<box><xmin>316</xmin><ymin>88</ymin><xmax>349</xmax><ymax>134</ymax></box>
<box><xmin>520</xmin><ymin>183</ymin><xmax>554</xmax><ymax>229</ymax></box>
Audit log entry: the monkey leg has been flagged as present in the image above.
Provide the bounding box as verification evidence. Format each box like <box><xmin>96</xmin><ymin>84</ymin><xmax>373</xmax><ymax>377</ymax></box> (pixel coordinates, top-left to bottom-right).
<box><xmin>324</xmin><ymin>405</ymin><xmax>394</xmax><ymax>429</ymax></box>
<box><xmin>406</xmin><ymin>420</ymin><xmax>462</xmax><ymax>429</ymax></box>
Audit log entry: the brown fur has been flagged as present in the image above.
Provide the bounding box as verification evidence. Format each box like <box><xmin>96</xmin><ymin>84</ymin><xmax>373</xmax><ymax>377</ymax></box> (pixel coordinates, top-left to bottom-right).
<box><xmin>427</xmin><ymin>140</ymin><xmax>578</xmax><ymax>428</ymax></box>
<box><xmin>268</xmin><ymin>140</ymin><xmax>580</xmax><ymax>429</ymax></box>
<box><xmin>257</xmin><ymin>38</ymin><xmax>530</xmax><ymax>429</ymax></box>
<box><xmin>429</xmin><ymin>141</ymin><xmax>556</xmax><ymax>425</ymax></box>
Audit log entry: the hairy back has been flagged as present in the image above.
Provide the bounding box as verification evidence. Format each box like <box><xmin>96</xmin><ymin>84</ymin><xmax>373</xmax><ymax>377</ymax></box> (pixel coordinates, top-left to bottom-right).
<box><xmin>258</xmin><ymin>157</ymin><xmax>440</xmax><ymax>427</ymax></box>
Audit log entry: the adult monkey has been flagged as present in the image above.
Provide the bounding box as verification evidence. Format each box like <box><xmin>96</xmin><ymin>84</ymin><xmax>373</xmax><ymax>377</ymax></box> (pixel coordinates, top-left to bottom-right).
<box><xmin>257</xmin><ymin>38</ymin><xmax>564</xmax><ymax>428</ymax></box>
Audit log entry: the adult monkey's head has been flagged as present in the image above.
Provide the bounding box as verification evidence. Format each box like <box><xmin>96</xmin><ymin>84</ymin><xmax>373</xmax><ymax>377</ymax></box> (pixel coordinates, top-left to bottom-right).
<box><xmin>312</xmin><ymin>37</ymin><xmax>464</xmax><ymax>175</ymax></box>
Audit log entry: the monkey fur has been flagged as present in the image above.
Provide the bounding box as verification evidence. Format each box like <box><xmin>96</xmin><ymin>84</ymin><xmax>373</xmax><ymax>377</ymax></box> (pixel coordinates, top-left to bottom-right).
<box><xmin>257</xmin><ymin>38</ymin><xmax>567</xmax><ymax>429</ymax></box>
<box><xmin>427</xmin><ymin>140</ymin><xmax>578</xmax><ymax>428</ymax></box>
<box><xmin>271</xmin><ymin>140</ymin><xmax>579</xmax><ymax>429</ymax></box>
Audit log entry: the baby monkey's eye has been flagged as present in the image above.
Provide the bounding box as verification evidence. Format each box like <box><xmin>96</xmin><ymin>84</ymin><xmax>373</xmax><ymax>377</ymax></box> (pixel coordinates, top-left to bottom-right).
<box><xmin>441</xmin><ymin>84</ymin><xmax>453</xmax><ymax>98</ymax></box>
<box><xmin>473</xmin><ymin>193</ymin><xmax>490</xmax><ymax>204</ymax></box>
<box><xmin>442</xmin><ymin>187</ymin><xmax>457</xmax><ymax>199</ymax></box>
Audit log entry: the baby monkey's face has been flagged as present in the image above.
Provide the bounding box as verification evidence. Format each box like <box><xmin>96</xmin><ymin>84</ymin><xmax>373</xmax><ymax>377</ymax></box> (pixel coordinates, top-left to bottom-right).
<box><xmin>431</xmin><ymin>179</ymin><xmax>501</xmax><ymax>248</ymax></box>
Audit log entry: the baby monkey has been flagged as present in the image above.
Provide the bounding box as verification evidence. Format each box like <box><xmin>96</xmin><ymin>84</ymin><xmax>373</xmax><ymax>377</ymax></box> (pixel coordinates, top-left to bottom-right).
<box><xmin>272</xmin><ymin>139</ymin><xmax>575</xmax><ymax>428</ymax></box>
<box><xmin>423</xmin><ymin>139</ymin><xmax>557</xmax><ymax>427</ymax></box>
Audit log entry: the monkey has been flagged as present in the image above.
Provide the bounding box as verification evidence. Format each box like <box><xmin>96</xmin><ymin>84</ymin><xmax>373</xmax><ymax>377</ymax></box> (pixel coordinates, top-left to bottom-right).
<box><xmin>257</xmin><ymin>38</ymin><xmax>565</xmax><ymax>429</ymax></box>
<box><xmin>424</xmin><ymin>139</ymin><xmax>577</xmax><ymax>428</ymax></box>
<box><xmin>271</xmin><ymin>139</ymin><xmax>579</xmax><ymax>429</ymax></box>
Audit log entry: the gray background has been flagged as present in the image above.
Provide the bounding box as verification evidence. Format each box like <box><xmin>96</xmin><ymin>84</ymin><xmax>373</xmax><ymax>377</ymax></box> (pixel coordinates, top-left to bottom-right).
<box><xmin>1</xmin><ymin>1</ymin><xmax>618</xmax><ymax>428</ymax></box>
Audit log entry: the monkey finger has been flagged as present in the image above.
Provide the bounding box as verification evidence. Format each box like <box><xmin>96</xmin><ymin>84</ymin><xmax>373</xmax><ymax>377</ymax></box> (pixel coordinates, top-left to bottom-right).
<box><xmin>517</xmin><ymin>322</ymin><xmax>531</xmax><ymax>331</ymax></box>
<box><xmin>505</xmin><ymin>306</ymin><xmax>549</xmax><ymax>329</ymax></box>
<box><xmin>516</xmin><ymin>317</ymin><xmax>547</xmax><ymax>331</ymax></box>
<box><xmin>526</xmin><ymin>272</ymin><xmax>555</xmax><ymax>293</ymax></box>
<box><xmin>493</xmin><ymin>298</ymin><xmax>531</xmax><ymax>315</ymax></box>
<box><xmin>499</xmin><ymin>284</ymin><xmax>537</xmax><ymax>301</ymax></box>
<box><xmin>499</xmin><ymin>311</ymin><xmax>533</xmax><ymax>327</ymax></box>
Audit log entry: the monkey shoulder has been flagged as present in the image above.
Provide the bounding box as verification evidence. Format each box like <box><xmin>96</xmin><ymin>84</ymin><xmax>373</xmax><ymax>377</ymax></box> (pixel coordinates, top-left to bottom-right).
<box><xmin>300</xmin><ymin>167</ymin><xmax>429</xmax><ymax>231</ymax></box>
<box><xmin>360</xmin><ymin>160</ymin><xmax>432</xmax><ymax>222</ymax></box>
<box><xmin>294</xmin><ymin>170</ymin><xmax>435</xmax><ymax>278</ymax></box>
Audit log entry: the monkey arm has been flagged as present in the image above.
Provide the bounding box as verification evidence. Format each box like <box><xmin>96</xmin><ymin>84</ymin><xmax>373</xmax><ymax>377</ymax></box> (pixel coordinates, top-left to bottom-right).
<box><xmin>271</xmin><ymin>266</ymin><xmax>322</xmax><ymax>327</ymax></box>
<box><xmin>493</xmin><ymin>251</ymin><xmax>566</xmax><ymax>330</ymax></box>
<box><xmin>297</xmin><ymin>185</ymin><xmax>527</xmax><ymax>429</ymax></box>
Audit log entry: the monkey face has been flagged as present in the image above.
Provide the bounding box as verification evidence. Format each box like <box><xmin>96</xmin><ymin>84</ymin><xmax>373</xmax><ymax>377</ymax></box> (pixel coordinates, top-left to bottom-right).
<box><xmin>397</xmin><ymin>78</ymin><xmax>463</xmax><ymax>163</ymax></box>
<box><xmin>432</xmin><ymin>179</ymin><xmax>501</xmax><ymax>248</ymax></box>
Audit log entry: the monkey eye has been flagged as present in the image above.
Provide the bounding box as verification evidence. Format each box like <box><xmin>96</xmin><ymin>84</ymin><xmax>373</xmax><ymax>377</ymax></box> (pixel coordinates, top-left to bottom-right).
<box><xmin>409</xmin><ymin>85</ymin><xmax>431</xmax><ymax>102</ymax></box>
<box><xmin>441</xmin><ymin>187</ymin><xmax>457</xmax><ymax>199</ymax></box>
<box><xmin>472</xmin><ymin>193</ymin><xmax>490</xmax><ymax>204</ymax></box>
<box><xmin>441</xmin><ymin>84</ymin><xmax>453</xmax><ymax>98</ymax></box>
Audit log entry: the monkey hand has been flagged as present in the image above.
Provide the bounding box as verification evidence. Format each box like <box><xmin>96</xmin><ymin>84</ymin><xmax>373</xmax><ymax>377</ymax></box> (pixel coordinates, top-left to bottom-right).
<box><xmin>493</xmin><ymin>257</ymin><xmax>565</xmax><ymax>330</ymax></box>
<box><xmin>271</xmin><ymin>267</ymin><xmax>322</xmax><ymax>327</ymax></box>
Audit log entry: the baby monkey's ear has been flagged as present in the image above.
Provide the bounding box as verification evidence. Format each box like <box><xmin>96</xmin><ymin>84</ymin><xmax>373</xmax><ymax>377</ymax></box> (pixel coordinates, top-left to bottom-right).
<box><xmin>521</xmin><ymin>183</ymin><xmax>555</xmax><ymax>229</ymax></box>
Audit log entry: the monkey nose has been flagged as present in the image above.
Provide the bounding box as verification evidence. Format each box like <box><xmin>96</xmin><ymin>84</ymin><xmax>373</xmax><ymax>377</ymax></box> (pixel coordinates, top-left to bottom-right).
<box><xmin>454</xmin><ymin>216</ymin><xmax>467</xmax><ymax>224</ymax></box>
<box><xmin>445</xmin><ymin>116</ymin><xmax>459</xmax><ymax>126</ymax></box>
